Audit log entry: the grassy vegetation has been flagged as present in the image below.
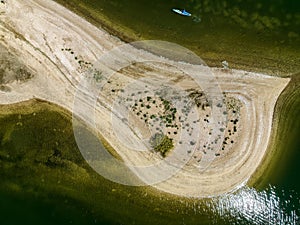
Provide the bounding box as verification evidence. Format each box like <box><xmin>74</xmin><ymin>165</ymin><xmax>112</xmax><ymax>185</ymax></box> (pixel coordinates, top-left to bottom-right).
<box><xmin>0</xmin><ymin>44</ymin><xmax>33</xmax><ymax>85</ymax></box>
<box><xmin>149</xmin><ymin>133</ymin><xmax>174</xmax><ymax>157</ymax></box>
<box><xmin>131</xmin><ymin>95</ymin><xmax>179</xmax><ymax>134</ymax></box>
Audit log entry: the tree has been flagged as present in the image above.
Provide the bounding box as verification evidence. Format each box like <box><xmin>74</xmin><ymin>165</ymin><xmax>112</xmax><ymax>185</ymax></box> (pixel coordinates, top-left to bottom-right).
<box><xmin>149</xmin><ymin>133</ymin><xmax>174</xmax><ymax>157</ymax></box>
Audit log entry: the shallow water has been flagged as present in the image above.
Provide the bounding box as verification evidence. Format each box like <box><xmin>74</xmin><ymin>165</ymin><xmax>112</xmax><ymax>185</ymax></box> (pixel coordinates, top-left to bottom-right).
<box><xmin>0</xmin><ymin>99</ymin><xmax>299</xmax><ymax>224</ymax></box>
<box><xmin>55</xmin><ymin>0</ymin><xmax>300</xmax><ymax>74</ymax></box>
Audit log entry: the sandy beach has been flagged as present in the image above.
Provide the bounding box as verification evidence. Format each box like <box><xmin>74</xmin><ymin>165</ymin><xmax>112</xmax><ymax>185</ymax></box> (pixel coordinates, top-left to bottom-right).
<box><xmin>0</xmin><ymin>0</ymin><xmax>290</xmax><ymax>197</ymax></box>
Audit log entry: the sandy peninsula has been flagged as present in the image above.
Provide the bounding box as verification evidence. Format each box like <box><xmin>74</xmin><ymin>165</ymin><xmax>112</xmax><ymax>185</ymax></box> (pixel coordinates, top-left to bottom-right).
<box><xmin>0</xmin><ymin>0</ymin><xmax>290</xmax><ymax>197</ymax></box>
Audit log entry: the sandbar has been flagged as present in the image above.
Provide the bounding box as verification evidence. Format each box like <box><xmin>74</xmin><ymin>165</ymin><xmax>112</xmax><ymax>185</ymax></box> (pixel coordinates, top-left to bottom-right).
<box><xmin>0</xmin><ymin>0</ymin><xmax>290</xmax><ymax>197</ymax></box>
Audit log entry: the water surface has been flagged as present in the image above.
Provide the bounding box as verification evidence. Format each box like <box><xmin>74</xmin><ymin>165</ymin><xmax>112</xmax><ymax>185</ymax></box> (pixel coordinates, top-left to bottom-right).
<box><xmin>0</xmin><ymin>98</ymin><xmax>298</xmax><ymax>224</ymax></box>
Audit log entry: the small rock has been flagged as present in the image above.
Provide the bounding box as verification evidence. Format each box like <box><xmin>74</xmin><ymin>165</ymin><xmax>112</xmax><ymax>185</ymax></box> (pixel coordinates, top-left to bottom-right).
<box><xmin>222</xmin><ymin>60</ymin><xmax>229</xmax><ymax>69</ymax></box>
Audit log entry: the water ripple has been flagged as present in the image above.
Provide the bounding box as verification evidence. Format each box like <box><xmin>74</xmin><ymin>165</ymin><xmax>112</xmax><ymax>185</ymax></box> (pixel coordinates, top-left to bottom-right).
<box><xmin>211</xmin><ymin>186</ymin><xmax>299</xmax><ymax>224</ymax></box>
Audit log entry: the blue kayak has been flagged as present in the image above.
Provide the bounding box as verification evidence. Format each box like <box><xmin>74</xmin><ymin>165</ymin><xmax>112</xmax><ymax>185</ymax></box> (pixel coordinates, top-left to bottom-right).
<box><xmin>172</xmin><ymin>8</ymin><xmax>192</xmax><ymax>17</ymax></box>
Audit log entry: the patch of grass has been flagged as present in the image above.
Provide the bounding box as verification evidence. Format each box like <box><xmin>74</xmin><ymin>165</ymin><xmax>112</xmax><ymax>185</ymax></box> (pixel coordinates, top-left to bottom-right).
<box><xmin>93</xmin><ymin>70</ymin><xmax>103</xmax><ymax>82</ymax></box>
<box><xmin>149</xmin><ymin>133</ymin><xmax>174</xmax><ymax>157</ymax></box>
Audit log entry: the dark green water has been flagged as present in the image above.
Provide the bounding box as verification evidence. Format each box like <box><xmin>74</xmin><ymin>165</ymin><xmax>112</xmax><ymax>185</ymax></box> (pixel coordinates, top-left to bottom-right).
<box><xmin>0</xmin><ymin>95</ymin><xmax>298</xmax><ymax>225</ymax></box>
<box><xmin>56</xmin><ymin>0</ymin><xmax>300</xmax><ymax>75</ymax></box>
<box><xmin>0</xmin><ymin>101</ymin><xmax>221</xmax><ymax>225</ymax></box>
<box><xmin>0</xmin><ymin>0</ymin><xmax>299</xmax><ymax>224</ymax></box>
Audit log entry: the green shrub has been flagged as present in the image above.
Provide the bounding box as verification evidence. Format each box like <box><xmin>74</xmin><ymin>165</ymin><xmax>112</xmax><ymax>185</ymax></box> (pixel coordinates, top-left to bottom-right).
<box><xmin>149</xmin><ymin>133</ymin><xmax>174</xmax><ymax>157</ymax></box>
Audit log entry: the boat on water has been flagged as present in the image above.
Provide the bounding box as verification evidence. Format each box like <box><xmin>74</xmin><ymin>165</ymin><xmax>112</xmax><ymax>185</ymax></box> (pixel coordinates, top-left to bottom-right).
<box><xmin>172</xmin><ymin>8</ymin><xmax>191</xmax><ymax>17</ymax></box>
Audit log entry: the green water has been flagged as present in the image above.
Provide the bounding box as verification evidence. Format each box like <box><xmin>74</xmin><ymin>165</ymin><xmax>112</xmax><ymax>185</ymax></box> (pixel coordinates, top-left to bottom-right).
<box><xmin>55</xmin><ymin>0</ymin><xmax>300</xmax><ymax>75</ymax></box>
<box><xmin>0</xmin><ymin>95</ymin><xmax>298</xmax><ymax>225</ymax></box>
<box><xmin>264</xmin><ymin>77</ymin><xmax>300</xmax><ymax>191</ymax></box>
<box><xmin>0</xmin><ymin>100</ymin><xmax>221</xmax><ymax>225</ymax></box>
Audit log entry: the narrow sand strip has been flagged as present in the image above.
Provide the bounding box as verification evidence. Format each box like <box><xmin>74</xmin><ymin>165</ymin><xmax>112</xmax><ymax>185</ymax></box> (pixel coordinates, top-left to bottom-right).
<box><xmin>0</xmin><ymin>0</ymin><xmax>290</xmax><ymax>197</ymax></box>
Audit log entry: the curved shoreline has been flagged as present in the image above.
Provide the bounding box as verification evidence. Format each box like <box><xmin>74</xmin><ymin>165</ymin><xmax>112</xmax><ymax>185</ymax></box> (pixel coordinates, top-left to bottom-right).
<box><xmin>53</xmin><ymin>0</ymin><xmax>300</xmax><ymax>77</ymax></box>
<box><xmin>0</xmin><ymin>0</ymin><xmax>290</xmax><ymax>197</ymax></box>
<box><xmin>248</xmin><ymin>75</ymin><xmax>300</xmax><ymax>189</ymax></box>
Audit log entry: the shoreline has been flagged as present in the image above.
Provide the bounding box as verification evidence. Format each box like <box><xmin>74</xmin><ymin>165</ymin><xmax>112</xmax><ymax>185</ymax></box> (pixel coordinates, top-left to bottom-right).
<box><xmin>248</xmin><ymin>75</ymin><xmax>300</xmax><ymax>189</ymax></box>
<box><xmin>0</xmin><ymin>0</ymin><xmax>291</xmax><ymax>197</ymax></box>
<box><xmin>45</xmin><ymin>1</ymin><xmax>300</xmax><ymax>194</ymax></box>
<box><xmin>53</xmin><ymin>0</ymin><xmax>300</xmax><ymax>77</ymax></box>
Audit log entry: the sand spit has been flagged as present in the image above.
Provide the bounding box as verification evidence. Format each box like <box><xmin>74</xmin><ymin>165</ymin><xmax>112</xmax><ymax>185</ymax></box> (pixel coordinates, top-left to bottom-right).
<box><xmin>0</xmin><ymin>0</ymin><xmax>290</xmax><ymax>197</ymax></box>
